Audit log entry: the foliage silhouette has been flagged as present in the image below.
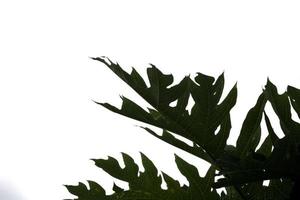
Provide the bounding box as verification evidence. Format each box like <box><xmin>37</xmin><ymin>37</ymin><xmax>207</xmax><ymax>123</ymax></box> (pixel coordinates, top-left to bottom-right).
<box><xmin>65</xmin><ymin>57</ymin><xmax>300</xmax><ymax>199</ymax></box>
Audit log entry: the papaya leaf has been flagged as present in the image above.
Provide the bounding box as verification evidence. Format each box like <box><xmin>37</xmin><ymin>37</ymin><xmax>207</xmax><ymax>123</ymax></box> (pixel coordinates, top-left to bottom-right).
<box><xmin>212</xmin><ymin>80</ymin><xmax>300</xmax><ymax>194</ymax></box>
<box><xmin>188</xmin><ymin>74</ymin><xmax>237</xmax><ymax>158</ymax></box>
<box><xmin>66</xmin><ymin>153</ymin><xmax>221</xmax><ymax>200</ymax></box>
<box><xmin>236</xmin><ymin>93</ymin><xmax>266</xmax><ymax>158</ymax></box>
<box><xmin>264</xmin><ymin>79</ymin><xmax>300</xmax><ymax>139</ymax></box>
<box><xmin>93</xmin><ymin>57</ymin><xmax>237</xmax><ymax>162</ymax></box>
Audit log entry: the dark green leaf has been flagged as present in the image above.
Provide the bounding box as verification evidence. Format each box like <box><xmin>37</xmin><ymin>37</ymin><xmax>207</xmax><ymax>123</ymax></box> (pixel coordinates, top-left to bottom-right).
<box><xmin>236</xmin><ymin>93</ymin><xmax>266</xmax><ymax>158</ymax></box>
<box><xmin>94</xmin><ymin>57</ymin><xmax>236</xmax><ymax>163</ymax></box>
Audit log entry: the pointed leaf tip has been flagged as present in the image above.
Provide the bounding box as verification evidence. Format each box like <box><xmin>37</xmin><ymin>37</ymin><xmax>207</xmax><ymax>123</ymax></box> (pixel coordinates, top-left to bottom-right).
<box><xmin>92</xmin><ymin>56</ymin><xmax>114</xmax><ymax>66</ymax></box>
<box><xmin>148</xmin><ymin>63</ymin><xmax>156</xmax><ymax>68</ymax></box>
<box><xmin>92</xmin><ymin>100</ymin><xmax>105</xmax><ymax>106</ymax></box>
<box><xmin>234</xmin><ymin>81</ymin><xmax>238</xmax><ymax>87</ymax></box>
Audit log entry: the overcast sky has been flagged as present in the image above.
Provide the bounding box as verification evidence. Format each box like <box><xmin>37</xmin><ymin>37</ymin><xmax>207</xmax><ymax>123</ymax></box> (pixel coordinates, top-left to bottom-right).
<box><xmin>1</xmin><ymin>1</ymin><xmax>300</xmax><ymax>199</ymax></box>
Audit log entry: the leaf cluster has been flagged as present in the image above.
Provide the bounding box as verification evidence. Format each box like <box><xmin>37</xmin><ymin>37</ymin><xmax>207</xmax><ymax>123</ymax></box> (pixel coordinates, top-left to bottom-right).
<box><xmin>66</xmin><ymin>57</ymin><xmax>300</xmax><ymax>199</ymax></box>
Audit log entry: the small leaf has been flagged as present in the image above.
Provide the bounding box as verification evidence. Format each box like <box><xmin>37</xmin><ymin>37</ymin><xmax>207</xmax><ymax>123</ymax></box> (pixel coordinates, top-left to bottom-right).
<box><xmin>236</xmin><ymin>93</ymin><xmax>266</xmax><ymax>158</ymax></box>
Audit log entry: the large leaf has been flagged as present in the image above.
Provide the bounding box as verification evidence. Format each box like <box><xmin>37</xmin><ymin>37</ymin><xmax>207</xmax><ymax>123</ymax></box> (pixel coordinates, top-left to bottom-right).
<box><xmin>93</xmin><ymin>57</ymin><xmax>237</xmax><ymax>161</ymax></box>
<box><xmin>264</xmin><ymin>80</ymin><xmax>300</xmax><ymax>179</ymax></box>
<box><xmin>214</xmin><ymin>93</ymin><xmax>269</xmax><ymax>197</ymax></box>
<box><xmin>66</xmin><ymin>153</ymin><xmax>221</xmax><ymax>200</ymax></box>
<box><xmin>213</xmin><ymin>81</ymin><xmax>299</xmax><ymax>198</ymax></box>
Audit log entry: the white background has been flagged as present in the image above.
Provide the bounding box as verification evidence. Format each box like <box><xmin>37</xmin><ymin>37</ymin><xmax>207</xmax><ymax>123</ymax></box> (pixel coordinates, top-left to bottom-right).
<box><xmin>1</xmin><ymin>1</ymin><xmax>300</xmax><ymax>199</ymax></box>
